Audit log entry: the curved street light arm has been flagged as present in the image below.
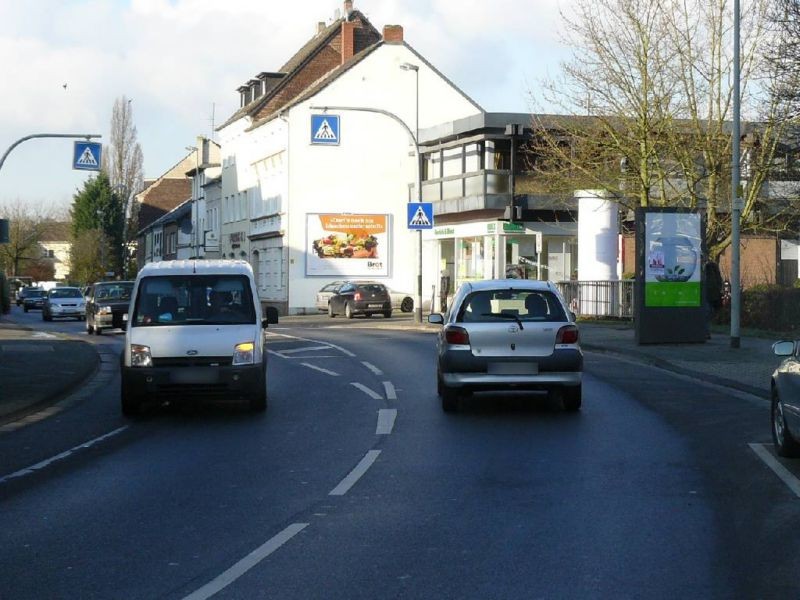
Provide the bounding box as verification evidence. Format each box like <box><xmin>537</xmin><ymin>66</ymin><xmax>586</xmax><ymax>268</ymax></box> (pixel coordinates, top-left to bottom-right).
<box><xmin>0</xmin><ymin>133</ymin><xmax>102</xmax><ymax>174</ymax></box>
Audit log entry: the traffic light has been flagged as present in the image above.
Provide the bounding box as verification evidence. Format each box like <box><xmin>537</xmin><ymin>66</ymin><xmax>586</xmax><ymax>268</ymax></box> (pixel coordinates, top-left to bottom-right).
<box><xmin>0</xmin><ymin>219</ymin><xmax>8</xmax><ymax>244</ymax></box>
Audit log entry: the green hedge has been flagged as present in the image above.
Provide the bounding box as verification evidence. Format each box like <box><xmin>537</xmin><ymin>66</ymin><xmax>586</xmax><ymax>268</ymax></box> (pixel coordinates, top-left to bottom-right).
<box><xmin>716</xmin><ymin>285</ymin><xmax>800</xmax><ymax>333</ymax></box>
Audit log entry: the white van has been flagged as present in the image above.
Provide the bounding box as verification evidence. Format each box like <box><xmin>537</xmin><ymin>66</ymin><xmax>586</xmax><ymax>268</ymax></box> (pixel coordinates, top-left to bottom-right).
<box><xmin>120</xmin><ymin>260</ymin><xmax>278</xmax><ymax>415</ymax></box>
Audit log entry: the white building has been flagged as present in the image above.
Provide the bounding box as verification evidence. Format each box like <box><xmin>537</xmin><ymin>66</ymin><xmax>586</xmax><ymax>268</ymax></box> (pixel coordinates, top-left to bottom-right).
<box><xmin>218</xmin><ymin>2</ymin><xmax>482</xmax><ymax>313</ymax></box>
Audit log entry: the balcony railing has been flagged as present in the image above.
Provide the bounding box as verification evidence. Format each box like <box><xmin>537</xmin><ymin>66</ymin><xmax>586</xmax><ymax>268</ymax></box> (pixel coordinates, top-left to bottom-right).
<box><xmin>556</xmin><ymin>280</ymin><xmax>634</xmax><ymax>319</ymax></box>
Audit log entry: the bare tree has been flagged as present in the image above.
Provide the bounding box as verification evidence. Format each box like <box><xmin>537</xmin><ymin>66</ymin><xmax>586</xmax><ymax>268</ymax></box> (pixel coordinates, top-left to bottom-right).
<box><xmin>530</xmin><ymin>0</ymin><xmax>792</xmax><ymax>261</ymax></box>
<box><xmin>0</xmin><ymin>200</ymin><xmax>57</xmax><ymax>276</ymax></box>
<box><xmin>105</xmin><ymin>96</ymin><xmax>144</xmax><ymax>269</ymax></box>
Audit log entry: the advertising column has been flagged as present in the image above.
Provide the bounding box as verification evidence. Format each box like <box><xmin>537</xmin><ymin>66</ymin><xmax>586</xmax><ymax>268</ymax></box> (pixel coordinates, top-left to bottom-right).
<box><xmin>635</xmin><ymin>207</ymin><xmax>706</xmax><ymax>344</ymax></box>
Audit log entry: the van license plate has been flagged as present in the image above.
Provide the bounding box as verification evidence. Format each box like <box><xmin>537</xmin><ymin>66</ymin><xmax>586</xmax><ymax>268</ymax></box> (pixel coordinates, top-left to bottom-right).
<box><xmin>171</xmin><ymin>369</ymin><xmax>218</xmax><ymax>384</ymax></box>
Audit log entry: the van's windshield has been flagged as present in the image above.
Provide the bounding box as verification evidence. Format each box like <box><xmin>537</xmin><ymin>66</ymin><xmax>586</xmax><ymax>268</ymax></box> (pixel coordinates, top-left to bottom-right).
<box><xmin>132</xmin><ymin>275</ymin><xmax>256</xmax><ymax>327</ymax></box>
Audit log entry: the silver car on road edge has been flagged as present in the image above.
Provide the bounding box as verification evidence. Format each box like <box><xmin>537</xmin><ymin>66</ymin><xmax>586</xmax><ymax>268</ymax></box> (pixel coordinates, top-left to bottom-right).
<box><xmin>428</xmin><ymin>279</ymin><xmax>583</xmax><ymax>412</ymax></box>
<box><xmin>772</xmin><ymin>340</ymin><xmax>800</xmax><ymax>457</ymax></box>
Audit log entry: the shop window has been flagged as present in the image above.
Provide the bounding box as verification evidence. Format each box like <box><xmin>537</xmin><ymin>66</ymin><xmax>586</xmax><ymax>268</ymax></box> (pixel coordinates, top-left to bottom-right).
<box><xmin>457</xmin><ymin>236</ymin><xmax>486</xmax><ymax>280</ymax></box>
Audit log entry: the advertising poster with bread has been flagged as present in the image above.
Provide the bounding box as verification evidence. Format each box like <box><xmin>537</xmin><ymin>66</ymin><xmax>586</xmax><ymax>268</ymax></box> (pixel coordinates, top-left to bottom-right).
<box><xmin>306</xmin><ymin>213</ymin><xmax>390</xmax><ymax>276</ymax></box>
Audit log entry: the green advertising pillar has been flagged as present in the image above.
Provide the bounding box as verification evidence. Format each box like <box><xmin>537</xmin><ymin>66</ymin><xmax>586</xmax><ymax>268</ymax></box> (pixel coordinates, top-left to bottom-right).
<box><xmin>635</xmin><ymin>207</ymin><xmax>707</xmax><ymax>344</ymax></box>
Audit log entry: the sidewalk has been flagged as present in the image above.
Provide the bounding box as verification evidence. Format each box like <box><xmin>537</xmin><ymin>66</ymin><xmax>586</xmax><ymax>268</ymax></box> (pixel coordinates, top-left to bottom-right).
<box><xmin>0</xmin><ymin>312</ymin><xmax>781</xmax><ymax>426</ymax></box>
<box><xmin>0</xmin><ymin>312</ymin><xmax>99</xmax><ymax>422</ymax></box>
<box><xmin>578</xmin><ymin>322</ymin><xmax>777</xmax><ymax>400</ymax></box>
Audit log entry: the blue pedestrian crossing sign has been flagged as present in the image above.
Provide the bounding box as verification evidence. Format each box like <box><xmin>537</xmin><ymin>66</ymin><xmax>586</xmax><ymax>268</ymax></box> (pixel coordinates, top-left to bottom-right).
<box><xmin>73</xmin><ymin>141</ymin><xmax>102</xmax><ymax>171</ymax></box>
<box><xmin>310</xmin><ymin>114</ymin><xmax>340</xmax><ymax>145</ymax></box>
<box><xmin>408</xmin><ymin>202</ymin><xmax>434</xmax><ymax>230</ymax></box>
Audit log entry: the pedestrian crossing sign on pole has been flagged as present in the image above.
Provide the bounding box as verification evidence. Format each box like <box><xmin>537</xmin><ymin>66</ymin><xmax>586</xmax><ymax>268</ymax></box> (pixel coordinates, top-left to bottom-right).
<box><xmin>407</xmin><ymin>202</ymin><xmax>434</xmax><ymax>230</ymax></box>
<box><xmin>310</xmin><ymin>114</ymin><xmax>340</xmax><ymax>145</ymax></box>
<box><xmin>73</xmin><ymin>141</ymin><xmax>102</xmax><ymax>171</ymax></box>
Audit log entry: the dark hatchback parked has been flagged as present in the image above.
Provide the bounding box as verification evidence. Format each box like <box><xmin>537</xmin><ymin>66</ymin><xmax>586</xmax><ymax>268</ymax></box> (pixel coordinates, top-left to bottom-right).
<box><xmin>327</xmin><ymin>281</ymin><xmax>392</xmax><ymax>318</ymax></box>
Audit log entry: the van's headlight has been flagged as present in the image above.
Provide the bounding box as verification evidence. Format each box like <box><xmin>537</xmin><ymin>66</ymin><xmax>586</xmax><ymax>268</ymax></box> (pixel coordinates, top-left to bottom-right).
<box><xmin>130</xmin><ymin>344</ymin><xmax>152</xmax><ymax>367</ymax></box>
<box><xmin>233</xmin><ymin>342</ymin><xmax>255</xmax><ymax>365</ymax></box>
<box><xmin>98</xmin><ymin>306</ymin><xmax>112</xmax><ymax>315</ymax></box>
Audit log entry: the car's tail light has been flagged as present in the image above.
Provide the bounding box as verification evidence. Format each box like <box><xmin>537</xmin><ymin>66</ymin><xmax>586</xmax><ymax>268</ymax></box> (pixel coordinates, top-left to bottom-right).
<box><xmin>354</xmin><ymin>292</ymin><xmax>362</xmax><ymax>301</ymax></box>
<box><xmin>445</xmin><ymin>326</ymin><xmax>470</xmax><ymax>345</ymax></box>
<box><xmin>556</xmin><ymin>325</ymin><xmax>579</xmax><ymax>344</ymax></box>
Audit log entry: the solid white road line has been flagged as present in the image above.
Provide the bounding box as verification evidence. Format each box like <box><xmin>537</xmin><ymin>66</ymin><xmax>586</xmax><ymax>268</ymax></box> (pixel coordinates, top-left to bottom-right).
<box><xmin>182</xmin><ymin>523</ymin><xmax>309</xmax><ymax>600</ymax></box>
<box><xmin>749</xmin><ymin>443</ymin><xmax>800</xmax><ymax>498</ymax></box>
<box><xmin>329</xmin><ymin>450</ymin><xmax>381</xmax><ymax>496</ymax></box>
<box><xmin>382</xmin><ymin>381</ymin><xmax>397</xmax><ymax>400</ymax></box>
<box><xmin>350</xmin><ymin>382</ymin><xmax>383</xmax><ymax>400</ymax></box>
<box><xmin>362</xmin><ymin>361</ymin><xmax>383</xmax><ymax>376</ymax></box>
<box><xmin>301</xmin><ymin>363</ymin><xmax>340</xmax><ymax>377</ymax></box>
<box><xmin>376</xmin><ymin>409</ymin><xmax>397</xmax><ymax>435</ymax></box>
<box><xmin>0</xmin><ymin>426</ymin><xmax>129</xmax><ymax>485</ymax></box>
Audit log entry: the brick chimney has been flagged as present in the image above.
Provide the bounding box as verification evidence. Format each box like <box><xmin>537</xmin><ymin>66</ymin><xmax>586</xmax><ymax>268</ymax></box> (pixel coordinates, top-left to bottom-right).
<box><xmin>383</xmin><ymin>24</ymin><xmax>404</xmax><ymax>44</ymax></box>
<box><xmin>341</xmin><ymin>21</ymin><xmax>356</xmax><ymax>64</ymax></box>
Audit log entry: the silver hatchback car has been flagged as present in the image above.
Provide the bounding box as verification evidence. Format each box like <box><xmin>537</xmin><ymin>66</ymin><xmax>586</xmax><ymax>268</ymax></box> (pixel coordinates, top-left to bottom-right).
<box><xmin>428</xmin><ymin>279</ymin><xmax>583</xmax><ymax>412</ymax></box>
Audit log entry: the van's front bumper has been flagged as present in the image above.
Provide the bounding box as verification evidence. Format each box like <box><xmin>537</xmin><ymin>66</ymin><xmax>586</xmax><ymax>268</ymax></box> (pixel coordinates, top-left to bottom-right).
<box><xmin>121</xmin><ymin>362</ymin><xmax>265</xmax><ymax>402</ymax></box>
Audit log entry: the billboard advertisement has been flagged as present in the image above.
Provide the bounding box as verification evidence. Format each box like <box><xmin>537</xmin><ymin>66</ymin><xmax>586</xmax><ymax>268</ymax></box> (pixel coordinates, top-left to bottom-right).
<box><xmin>306</xmin><ymin>213</ymin><xmax>389</xmax><ymax>277</ymax></box>
<box><xmin>644</xmin><ymin>211</ymin><xmax>701</xmax><ymax>307</ymax></box>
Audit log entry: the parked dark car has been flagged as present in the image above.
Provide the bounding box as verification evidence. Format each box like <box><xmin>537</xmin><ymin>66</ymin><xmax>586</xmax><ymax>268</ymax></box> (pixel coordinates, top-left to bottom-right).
<box><xmin>771</xmin><ymin>340</ymin><xmax>800</xmax><ymax>457</ymax></box>
<box><xmin>21</xmin><ymin>288</ymin><xmax>46</xmax><ymax>312</ymax></box>
<box><xmin>85</xmin><ymin>281</ymin><xmax>134</xmax><ymax>335</ymax></box>
<box><xmin>327</xmin><ymin>281</ymin><xmax>392</xmax><ymax>318</ymax></box>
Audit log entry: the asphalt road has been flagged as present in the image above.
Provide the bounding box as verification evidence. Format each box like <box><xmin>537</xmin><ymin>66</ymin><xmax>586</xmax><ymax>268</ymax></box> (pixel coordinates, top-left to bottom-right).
<box><xmin>1</xmin><ymin>310</ymin><xmax>799</xmax><ymax>598</ymax></box>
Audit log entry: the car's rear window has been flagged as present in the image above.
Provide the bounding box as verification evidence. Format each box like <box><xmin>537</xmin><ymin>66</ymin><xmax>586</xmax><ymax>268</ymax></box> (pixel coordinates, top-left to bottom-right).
<box><xmin>357</xmin><ymin>284</ymin><xmax>387</xmax><ymax>295</ymax></box>
<box><xmin>457</xmin><ymin>290</ymin><xmax>567</xmax><ymax>323</ymax></box>
<box><xmin>132</xmin><ymin>274</ymin><xmax>256</xmax><ymax>327</ymax></box>
<box><xmin>27</xmin><ymin>290</ymin><xmax>44</xmax><ymax>298</ymax></box>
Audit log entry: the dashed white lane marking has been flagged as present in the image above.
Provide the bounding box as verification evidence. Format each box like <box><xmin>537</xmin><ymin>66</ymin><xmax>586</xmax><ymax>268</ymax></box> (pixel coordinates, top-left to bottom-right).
<box><xmin>376</xmin><ymin>409</ymin><xmax>397</xmax><ymax>435</ymax></box>
<box><xmin>382</xmin><ymin>381</ymin><xmax>397</xmax><ymax>400</ymax></box>
<box><xmin>329</xmin><ymin>450</ymin><xmax>381</xmax><ymax>496</ymax></box>
<box><xmin>301</xmin><ymin>363</ymin><xmax>339</xmax><ymax>377</ymax></box>
<box><xmin>350</xmin><ymin>382</ymin><xmax>383</xmax><ymax>400</ymax></box>
<box><xmin>362</xmin><ymin>361</ymin><xmax>383</xmax><ymax>376</ymax></box>
<box><xmin>279</xmin><ymin>345</ymin><xmax>332</xmax><ymax>354</ymax></box>
<box><xmin>182</xmin><ymin>523</ymin><xmax>309</xmax><ymax>600</ymax></box>
<box><xmin>0</xmin><ymin>426</ymin><xmax>129</xmax><ymax>484</ymax></box>
<box><xmin>749</xmin><ymin>443</ymin><xmax>800</xmax><ymax>498</ymax></box>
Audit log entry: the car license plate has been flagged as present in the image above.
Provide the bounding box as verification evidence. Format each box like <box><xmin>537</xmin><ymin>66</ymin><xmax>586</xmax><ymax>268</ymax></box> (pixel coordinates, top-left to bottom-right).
<box><xmin>368</xmin><ymin>303</ymin><xmax>383</xmax><ymax>308</ymax></box>
<box><xmin>487</xmin><ymin>363</ymin><xmax>538</xmax><ymax>375</ymax></box>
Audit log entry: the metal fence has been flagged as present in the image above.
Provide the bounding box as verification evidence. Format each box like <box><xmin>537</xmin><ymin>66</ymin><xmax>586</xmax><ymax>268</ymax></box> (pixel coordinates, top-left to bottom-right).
<box><xmin>556</xmin><ymin>280</ymin><xmax>635</xmax><ymax>320</ymax></box>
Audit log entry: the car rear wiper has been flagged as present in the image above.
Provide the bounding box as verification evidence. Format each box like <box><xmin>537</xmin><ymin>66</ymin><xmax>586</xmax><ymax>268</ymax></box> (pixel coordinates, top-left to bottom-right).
<box><xmin>481</xmin><ymin>312</ymin><xmax>524</xmax><ymax>330</ymax></box>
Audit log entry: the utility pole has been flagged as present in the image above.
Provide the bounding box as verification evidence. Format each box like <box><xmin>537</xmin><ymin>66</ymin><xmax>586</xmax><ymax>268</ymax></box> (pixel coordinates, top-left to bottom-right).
<box><xmin>731</xmin><ymin>0</ymin><xmax>741</xmax><ymax>349</ymax></box>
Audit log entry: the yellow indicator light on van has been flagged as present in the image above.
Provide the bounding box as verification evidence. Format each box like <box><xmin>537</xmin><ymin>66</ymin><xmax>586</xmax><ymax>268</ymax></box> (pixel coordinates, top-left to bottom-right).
<box><xmin>233</xmin><ymin>341</ymin><xmax>255</xmax><ymax>366</ymax></box>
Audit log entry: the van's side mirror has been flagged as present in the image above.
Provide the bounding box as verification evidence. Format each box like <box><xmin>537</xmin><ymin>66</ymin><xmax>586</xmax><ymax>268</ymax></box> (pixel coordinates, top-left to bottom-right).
<box><xmin>262</xmin><ymin>306</ymin><xmax>279</xmax><ymax>328</ymax></box>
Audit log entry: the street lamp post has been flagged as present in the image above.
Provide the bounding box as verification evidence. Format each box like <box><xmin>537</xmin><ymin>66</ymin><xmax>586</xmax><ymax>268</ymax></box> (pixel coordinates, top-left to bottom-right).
<box><xmin>731</xmin><ymin>0</ymin><xmax>741</xmax><ymax>349</ymax></box>
<box><xmin>400</xmin><ymin>62</ymin><xmax>423</xmax><ymax>324</ymax></box>
<box><xmin>186</xmin><ymin>145</ymin><xmax>199</xmax><ymax>258</ymax></box>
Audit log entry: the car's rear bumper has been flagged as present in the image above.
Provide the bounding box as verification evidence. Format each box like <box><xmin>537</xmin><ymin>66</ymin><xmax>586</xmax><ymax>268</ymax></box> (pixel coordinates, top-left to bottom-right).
<box><xmin>353</xmin><ymin>301</ymin><xmax>391</xmax><ymax>314</ymax></box>
<box><xmin>439</xmin><ymin>347</ymin><xmax>582</xmax><ymax>390</ymax></box>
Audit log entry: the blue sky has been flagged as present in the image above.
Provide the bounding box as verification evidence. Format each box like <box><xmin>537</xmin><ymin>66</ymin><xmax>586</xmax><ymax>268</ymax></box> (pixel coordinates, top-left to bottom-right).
<box><xmin>0</xmin><ymin>0</ymin><xmax>572</xmax><ymax>214</ymax></box>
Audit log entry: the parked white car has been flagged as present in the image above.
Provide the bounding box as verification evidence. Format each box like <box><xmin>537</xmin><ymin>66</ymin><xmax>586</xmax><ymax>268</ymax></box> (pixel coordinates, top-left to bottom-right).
<box><xmin>120</xmin><ymin>260</ymin><xmax>278</xmax><ymax>415</ymax></box>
